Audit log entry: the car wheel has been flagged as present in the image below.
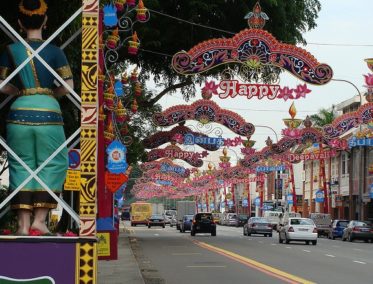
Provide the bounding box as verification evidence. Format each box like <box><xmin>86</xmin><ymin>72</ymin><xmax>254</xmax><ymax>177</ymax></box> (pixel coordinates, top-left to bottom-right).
<box><xmin>191</xmin><ymin>230</ymin><xmax>195</xmax><ymax>236</ymax></box>
<box><xmin>269</xmin><ymin>234</ymin><xmax>272</xmax><ymax>238</ymax></box>
<box><xmin>306</xmin><ymin>241</ymin><xmax>310</xmax><ymax>245</ymax></box>
<box><xmin>279</xmin><ymin>234</ymin><xmax>283</xmax><ymax>243</ymax></box>
<box><xmin>211</xmin><ymin>231</ymin><xmax>216</xmax><ymax>236</ymax></box>
<box><xmin>163</xmin><ymin>225</ymin><xmax>165</xmax><ymax>228</ymax></box>
<box><xmin>312</xmin><ymin>240</ymin><xmax>317</xmax><ymax>245</ymax></box>
<box><xmin>243</xmin><ymin>228</ymin><xmax>246</xmax><ymax>236</ymax></box>
<box><xmin>148</xmin><ymin>225</ymin><xmax>151</xmax><ymax>228</ymax></box>
<box><xmin>348</xmin><ymin>234</ymin><xmax>354</xmax><ymax>242</ymax></box>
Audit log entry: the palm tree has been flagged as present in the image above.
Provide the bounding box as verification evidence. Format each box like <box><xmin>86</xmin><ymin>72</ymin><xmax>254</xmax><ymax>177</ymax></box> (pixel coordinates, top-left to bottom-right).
<box><xmin>310</xmin><ymin>107</ymin><xmax>336</xmax><ymax>127</ymax></box>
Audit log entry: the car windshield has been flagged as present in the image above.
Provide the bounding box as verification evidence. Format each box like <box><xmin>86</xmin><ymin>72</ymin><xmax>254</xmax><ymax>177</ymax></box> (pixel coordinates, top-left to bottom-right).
<box><xmin>184</xmin><ymin>215</ymin><xmax>194</xmax><ymax>221</ymax></box>
<box><xmin>337</xmin><ymin>221</ymin><xmax>349</xmax><ymax>227</ymax></box>
<box><xmin>151</xmin><ymin>215</ymin><xmax>163</xmax><ymax>219</ymax></box>
<box><xmin>290</xmin><ymin>219</ymin><xmax>314</xmax><ymax>225</ymax></box>
<box><xmin>354</xmin><ymin>221</ymin><xmax>368</xmax><ymax>227</ymax></box>
<box><xmin>253</xmin><ymin>218</ymin><xmax>269</xmax><ymax>223</ymax></box>
<box><xmin>195</xmin><ymin>214</ymin><xmax>212</xmax><ymax>221</ymax></box>
<box><xmin>238</xmin><ymin>215</ymin><xmax>248</xmax><ymax>220</ymax></box>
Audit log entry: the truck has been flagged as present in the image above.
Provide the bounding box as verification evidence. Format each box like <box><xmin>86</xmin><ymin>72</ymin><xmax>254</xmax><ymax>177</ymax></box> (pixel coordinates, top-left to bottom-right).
<box><xmin>309</xmin><ymin>213</ymin><xmax>332</xmax><ymax>237</ymax></box>
<box><xmin>130</xmin><ymin>202</ymin><xmax>152</xmax><ymax>226</ymax></box>
<box><xmin>176</xmin><ymin>201</ymin><xmax>196</xmax><ymax>230</ymax></box>
<box><xmin>151</xmin><ymin>203</ymin><xmax>165</xmax><ymax>215</ymax></box>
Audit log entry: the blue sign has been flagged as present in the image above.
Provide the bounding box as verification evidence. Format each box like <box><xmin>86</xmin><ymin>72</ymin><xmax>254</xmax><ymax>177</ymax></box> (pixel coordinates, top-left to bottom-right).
<box><xmin>106</xmin><ymin>140</ymin><xmax>128</xmax><ymax>174</ymax></box>
<box><xmin>210</xmin><ymin>203</ymin><xmax>215</xmax><ymax>209</ymax></box>
<box><xmin>287</xmin><ymin>194</ymin><xmax>293</xmax><ymax>205</ymax></box>
<box><xmin>262</xmin><ymin>204</ymin><xmax>273</xmax><ymax>211</ymax></box>
<box><xmin>198</xmin><ymin>203</ymin><xmax>202</xmax><ymax>209</ymax></box>
<box><xmin>254</xmin><ymin>197</ymin><xmax>261</xmax><ymax>207</ymax></box>
<box><xmin>103</xmin><ymin>4</ymin><xmax>118</xmax><ymax>27</ymax></box>
<box><xmin>114</xmin><ymin>80</ymin><xmax>124</xmax><ymax>96</ymax></box>
<box><xmin>242</xmin><ymin>198</ymin><xmax>248</xmax><ymax>207</ymax></box>
<box><xmin>160</xmin><ymin>163</ymin><xmax>186</xmax><ymax>175</ymax></box>
<box><xmin>221</xmin><ymin>202</ymin><xmax>225</xmax><ymax>208</ymax></box>
<box><xmin>370</xmin><ymin>184</ymin><xmax>373</xmax><ymax>199</ymax></box>
<box><xmin>256</xmin><ymin>165</ymin><xmax>286</xmax><ymax>172</ymax></box>
<box><xmin>348</xmin><ymin>137</ymin><xmax>373</xmax><ymax>148</ymax></box>
<box><xmin>228</xmin><ymin>200</ymin><xmax>234</xmax><ymax>207</ymax></box>
<box><xmin>202</xmin><ymin>203</ymin><xmax>207</xmax><ymax>209</ymax></box>
<box><xmin>68</xmin><ymin>149</ymin><xmax>80</xmax><ymax>169</ymax></box>
<box><xmin>315</xmin><ymin>189</ymin><xmax>325</xmax><ymax>203</ymax></box>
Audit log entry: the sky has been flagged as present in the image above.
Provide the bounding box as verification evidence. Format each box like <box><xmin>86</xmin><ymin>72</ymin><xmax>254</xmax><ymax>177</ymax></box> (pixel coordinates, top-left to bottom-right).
<box><xmin>156</xmin><ymin>0</ymin><xmax>373</xmax><ymax>169</ymax></box>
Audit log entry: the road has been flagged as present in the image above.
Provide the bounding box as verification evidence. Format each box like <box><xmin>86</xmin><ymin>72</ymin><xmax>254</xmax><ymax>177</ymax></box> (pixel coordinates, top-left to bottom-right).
<box><xmin>126</xmin><ymin>222</ymin><xmax>373</xmax><ymax>284</ymax></box>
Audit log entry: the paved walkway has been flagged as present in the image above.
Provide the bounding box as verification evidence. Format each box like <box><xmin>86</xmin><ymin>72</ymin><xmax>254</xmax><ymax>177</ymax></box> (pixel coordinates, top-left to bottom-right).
<box><xmin>97</xmin><ymin>224</ymin><xmax>144</xmax><ymax>284</ymax></box>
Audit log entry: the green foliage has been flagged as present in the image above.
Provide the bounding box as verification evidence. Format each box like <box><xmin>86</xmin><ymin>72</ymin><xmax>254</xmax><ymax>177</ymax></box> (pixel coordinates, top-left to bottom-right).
<box><xmin>310</xmin><ymin>108</ymin><xmax>336</xmax><ymax>127</ymax></box>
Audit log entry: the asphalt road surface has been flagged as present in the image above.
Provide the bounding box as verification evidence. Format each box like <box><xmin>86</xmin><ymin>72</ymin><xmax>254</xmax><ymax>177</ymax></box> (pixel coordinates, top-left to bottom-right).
<box><xmin>126</xmin><ymin>222</ymin><xmax>373</xmax><ymax>284</ymax></box>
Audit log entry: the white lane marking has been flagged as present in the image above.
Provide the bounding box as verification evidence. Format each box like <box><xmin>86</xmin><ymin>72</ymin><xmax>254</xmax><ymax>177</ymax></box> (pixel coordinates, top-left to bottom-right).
<box><xmin>286</xmin><ymin>246</ymin><xmax>292</xmax><ymax>249</ymax></box>
<box><xmin>353</xmin><ymin>261</ymin><xmax>366</xmax><ymax>264</ymax></box>
<box><xmin>271</xmin><ymin>243</ymin><xmax>277</xmax><ymax>246</ymax></box>
<box><xmin>353</xmin><ymin>248</ymin><xmax>362</xmax><ymax>251</ymax></box>
<box><xmin>325</xmin><ymin>254</ymin><xmax>335</xmax><ymax>258</ymax></box>
<box><xmin>303</xmin><ymin>250</ymin><xmax>311</xmax><ymax>253</ymax></box>
<box><xmin>332</xmin><ymin>245</ymin><xmax>340</xmax><ymax>248</ymax></box>
<box><xmin>172</xmin><ymin>253</ymin><xmax>202</xmax><ymax>256</ymax></box>
<box><xmin>187</xmin><ymin>266</ymin><xmax>226</xmax><ymax>268</ymax></box>
<box><xmin>154</xmin><ymin>234</ymin><xmax>159</xmax><ymax>236</ymax></box>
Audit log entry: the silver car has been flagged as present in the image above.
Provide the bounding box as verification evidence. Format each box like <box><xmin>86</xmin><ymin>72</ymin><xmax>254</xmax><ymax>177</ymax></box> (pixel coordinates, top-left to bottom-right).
<box><xmin>279</xmin><ymin>218</ymin><xmax>318</xmax><ymax>245</ymax></box>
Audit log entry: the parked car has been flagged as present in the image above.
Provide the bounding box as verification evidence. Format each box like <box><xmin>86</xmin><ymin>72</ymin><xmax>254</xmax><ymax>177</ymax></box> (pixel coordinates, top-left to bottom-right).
<box><xmin>279</xmin><ymin>217</ymin><xmax>317</xmax><ymax>245</ymax></box>
<box><xmin>328</xmin><ymin>219</ymin><xmax>349</xmax><ymax>239</ymax></box>
<box><xmin>236</xmin><ymin>214</ymin><xmax>249</xmax><ymax>227</ymax></box>
<box><xmin>191</xmin><ymin>213</ymin><xmax>216</xmax><ymax>236</ymax></box>
<box><xmin>180</xmin><ymin>214</ymin><xmax>194</xmax><ymax>232</ymax></box>
<box><xmin>226</xmin><ymin>213</ymin><xmax>238</xmax><ymax>226</ymax></box>
<box><xmin>342</xmin><ymin>220</ymin><xmax>373</xmax><ymax>242</ymax></box>
<box><xmin>243</xmin><ymin>217</ymin><xmax>272</xmax><ymax>237</ymax></box>
<box><xmin>170</xmin><ymin>215</ymin><xmax>177</xmax><ymax>228</ymax></box>
<box><xmin>147</xmin><ymin>214</ymin><xmax>165</xmax><ymax>228</ymax></box>
<box><xmin>212</xmin><ymin>213</ymin><xmax>222</xmax><ymax>224</ymax></box>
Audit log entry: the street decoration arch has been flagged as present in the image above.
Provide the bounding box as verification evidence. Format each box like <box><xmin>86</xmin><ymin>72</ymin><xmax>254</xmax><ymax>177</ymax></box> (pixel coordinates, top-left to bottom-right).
<box><xmin>153</xmin><ymin>98</ymin><xmax>255</xmax><ymax>137</ymax></box>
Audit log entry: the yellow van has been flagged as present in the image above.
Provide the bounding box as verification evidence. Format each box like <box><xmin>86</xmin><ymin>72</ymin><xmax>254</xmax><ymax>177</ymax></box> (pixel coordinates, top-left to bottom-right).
<box><xmin>130</xmin><ymin>202</ymin><xmax>152</xmax><ymax>226</ymax></box>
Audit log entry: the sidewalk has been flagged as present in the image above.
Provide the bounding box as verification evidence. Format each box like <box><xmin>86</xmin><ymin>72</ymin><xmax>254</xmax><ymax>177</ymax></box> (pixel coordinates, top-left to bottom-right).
<box><xmin>97</xmin><ymin>223</ymin><xmax>144</xmax><ymax>284</ymax></box>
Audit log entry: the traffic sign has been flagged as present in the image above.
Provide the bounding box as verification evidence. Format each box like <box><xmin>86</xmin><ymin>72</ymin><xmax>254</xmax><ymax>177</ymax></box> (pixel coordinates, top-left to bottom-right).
<box><xmin>68</xmin><ymin>149</ymin><xmax>80</xmax><ymax>170</ymax></box>
<box><xmin>254</xmin><ymin>197</ymin><xmax>261</xmax><ymax>207</ymax></box>
<box><xmin>315</xmin><ymin>189</ymin><xmax>324</xmax><ymax>203</ymax></box>
<box><xmin>64</xmin><ymin>169</ymin><xmax>81</xmax><ymax>191</ymax></box>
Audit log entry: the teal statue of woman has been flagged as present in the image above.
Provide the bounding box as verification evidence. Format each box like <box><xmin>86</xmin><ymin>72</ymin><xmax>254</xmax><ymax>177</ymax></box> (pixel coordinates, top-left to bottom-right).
<box><xmin>0</xmin><ymin>0</ymin><xmax>73</xmax><ymax>235</ymax></box>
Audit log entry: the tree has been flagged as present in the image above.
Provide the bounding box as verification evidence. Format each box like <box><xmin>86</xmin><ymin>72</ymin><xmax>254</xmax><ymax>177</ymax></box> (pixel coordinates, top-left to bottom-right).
<box><xmin>310</xmin><ymin>107</ymin><xmax>336</xmax><ymax>127</ymax></box>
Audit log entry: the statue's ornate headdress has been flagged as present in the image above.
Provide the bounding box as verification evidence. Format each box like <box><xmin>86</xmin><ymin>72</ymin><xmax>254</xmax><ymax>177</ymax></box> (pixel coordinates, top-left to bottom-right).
<box><xmin>19</xmin><ymin>0</ymin><xmax>48</xmax><ymax>16</ymax></box>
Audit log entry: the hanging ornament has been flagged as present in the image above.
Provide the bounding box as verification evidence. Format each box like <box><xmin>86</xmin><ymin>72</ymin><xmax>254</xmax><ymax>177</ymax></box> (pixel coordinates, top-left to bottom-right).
<box><xmin>120</xmin><ymin>123</ymin><xmax>129</xmax><ymax>135</ymax></box>
<box><xmin>127</xmin><ymin>0</ymin><xmax>136</xmax><ymax>7</ymax></box>
<box><xmin>104</xmin><ymin>85</ymin><xmax>115</xmax><ymax>110</ymax></box>
<box><xmin>136</xmin><ymin>0</ymin><xmax>148</xmax><ymax>22</ymax></box>
<box><xmin>115</xmin><ymin>0</ymin><xmax>126</xmax><ymax>12</ymax></box>
<box><xmin>131</xmin><ymin>99</ymin><xmax>138</xmax><ymax>113</ymax></box>
<box><xmin>103</xmin><ymin>4</ymin><xmax>118</xmax><ymax>27</ymax></box>
<box><xmin>135</xmin><ymin>81</ymin><xmax>142</xmax><ymax>96</ymax></box>
<box><xmin>130</xmin><ymin>67</ymin><xmax>138</xmax><ymax>82</ymax></box>
<box><xmin>107</xmin><ymin>27</ymin><xmax>120</xmax><ymax>49</ymax></box>
<box><xmin>99</xmin><ymin>105</ymin><xmax>106</xmax><ymax>121</ymax></box>
<box><xmin>104</xmin><ymin>118</ymin><xmax>115</xmax><ymax>146</ymax></box>
<box><xmin>128</xmin><ymin>32</ymin><xmax>140</xmax><ymax>55</ymax></box>
<box><xmin>115</xmin><ymin>100</ymin><xmax>127</xmax><ymax>123</ymax></box>
<box><xmin>121</xmin><ymin>73</ymin><xmax>128</xmax><ymax>84</ymax></box>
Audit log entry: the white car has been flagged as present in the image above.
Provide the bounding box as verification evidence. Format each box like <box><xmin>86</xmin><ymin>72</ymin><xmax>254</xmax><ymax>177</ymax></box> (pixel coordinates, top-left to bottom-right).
<box><xmin>278</xmin><ymin>218</ymin><xmax>318</xmax><ymax>245</ymax></box>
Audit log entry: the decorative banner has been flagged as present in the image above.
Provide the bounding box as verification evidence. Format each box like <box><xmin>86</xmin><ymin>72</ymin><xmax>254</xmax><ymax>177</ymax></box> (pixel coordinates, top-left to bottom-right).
<box><xmin>156</xmin><ymin>180</ymin><xmax>173</xmax><ymax>186</ymax></box>
<box><xmin>217</xmin><ymin>80</ymin><xmax>280</xmax><ymax>100</ymax></box>
<box><xmin>184</xmin><ymin>133</ymin><xmax>225</xmax><ymax>147</ymax></box>
<box><xmin>254</xmin><ymin>197</ymin><xmax>261</xmax><ymax>207</ymax></box>
<box><xmin>106</xmin><ymin>140</ymin><xmax>128</xmax><ymax>174</ymax></box>
<box><xmin>105</xmin><ymin>171</ymin><xmax>129</xmax><ymax>193</ymax></box>
<box><xmin>114</xmin><ymin>80</ymin><xmax>124</xmax><ymax>96</ymax></box>
<box><xmin>315</xmin><ymin>189</ymin><xmax>325</xmax><ymax>203</ymax></box>
<box><xmin>256</xmin><ymin>165</ymin><xmax>286</xmax><ymax>172</ymax></box>
<box><xmin>160</xmin><ymin>163</ymin><xmax>186</xmax><ymax>175</ymax></box>
<box><xmin>242</xmin><ymin>198</ymin><xmax>248</xmax><ymax>207</ymax></box>
<box><xmin>287</xmin><ymin>150</ymin><xmax>337</xmax><ymax>162</ymax></box>
<box><xmin>348</xmin><ymin>137</ymin><xmax>373</xmax><ymax>148</ymax></box>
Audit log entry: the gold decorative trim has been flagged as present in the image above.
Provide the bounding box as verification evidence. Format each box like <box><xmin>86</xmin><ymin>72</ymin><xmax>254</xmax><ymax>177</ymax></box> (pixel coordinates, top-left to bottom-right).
<box><xmin>26</xmin><ymin>49</ymin><xmax>41</xmax><ymax>87</ymax></box>
<box><xmin>10</xmin><ymin>204</ymin><xmax>33</xmax><ymax>210</ymax></box>
<box><xmin>19</xmin><ymin>87</ymin><xmax>54</xmax><ymax>96</ymax></box>
<box><xmin>6</xmin><ymin>120</ymin><xmax>64</xmax><ymax>126</ymax></box>
<box><xmin>56</xmin><ymin>65</ymin><xmax>73</xmax><ymax>80</ymax></box>
<box><xmin>12</xmin><ymin>188</ymin><xmax>60</xmax><ymax>192</ymax></box>
<box><xmin>0</xmin><ymin>66</ymin><xmax>10</xmax><ymax>80</ymax></box>
<box><xmin>11</xmin><ymin>107</ymin><xmax>62</xmax><ymax>114</ymax></box>
<box><xmin>33</xmin><ymin>202</ymin><xmax>57</xmax><ymax>209</ymax></box>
